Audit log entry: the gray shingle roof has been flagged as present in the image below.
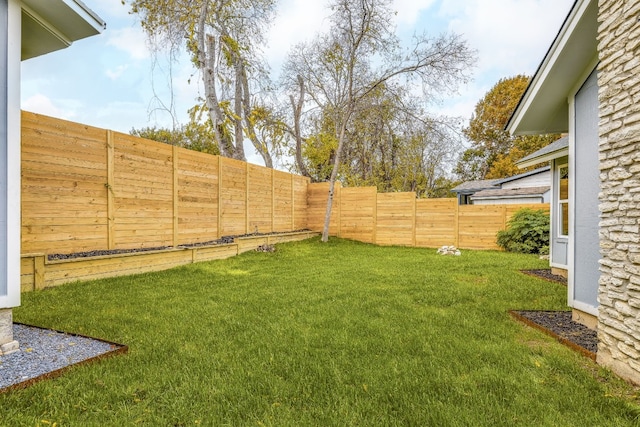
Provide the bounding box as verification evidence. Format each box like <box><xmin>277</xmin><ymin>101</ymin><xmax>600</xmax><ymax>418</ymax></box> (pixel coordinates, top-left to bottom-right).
<box><xmin>471</xmin><ymin>186</ymin><xmax>550</xmax><ymax>199</ymax></box>
<box><xmin>451</xmin><ymin>179</ymin><xmax>500</xmax><ymax>193</ymax></box>
<box><xmin>517</xmin><ymin>136</ymin><xmax>569</xmax><ymax>166</ymax></box>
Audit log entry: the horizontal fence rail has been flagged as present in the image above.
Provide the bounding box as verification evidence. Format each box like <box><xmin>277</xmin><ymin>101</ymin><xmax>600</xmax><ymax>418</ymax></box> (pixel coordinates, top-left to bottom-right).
<box><xmin>307</xmin><ymin>182</ymin><xmax>549</xmax><ymax>250</ymax></box>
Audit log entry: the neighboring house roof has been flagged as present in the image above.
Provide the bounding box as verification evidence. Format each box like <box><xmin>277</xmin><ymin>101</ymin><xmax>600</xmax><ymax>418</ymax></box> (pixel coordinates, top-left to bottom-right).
<box><xmin>451</xmin><ymin>179</ymin><xmax>499</xmax><ymax>194</ymax></box>
<box><xmin>506</xmin><ymin>0</ymin><xmax>598</xmax><ymax>135</ymax></box>
<box><xmin>470</xmin><ymin>186</ymin><xmax>550</xmax><ymax>201</ymax></box>
<box><xmin>21</xmin><ymin>0</ymin><xmax>106</xmax><ymax>60</ymax></box>
<box><xmin>452</xmin><ymin>166</ymin><xmax>551</xmax><ymax>194</ymax></box>
<box><xmin>517</xmin><ymin>136</ymin><xmax>569</xmax><ymax>168</ymax></box>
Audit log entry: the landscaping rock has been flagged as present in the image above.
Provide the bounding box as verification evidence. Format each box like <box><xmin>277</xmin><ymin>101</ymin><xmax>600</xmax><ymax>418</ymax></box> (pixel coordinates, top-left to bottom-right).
<box><xmin>437</xmin><ymin>245</ymin><xmax>461</xmax><ymax>256</ymax></box>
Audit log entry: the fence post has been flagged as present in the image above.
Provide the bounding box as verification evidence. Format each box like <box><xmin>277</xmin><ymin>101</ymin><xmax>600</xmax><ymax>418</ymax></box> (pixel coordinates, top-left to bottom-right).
<box><xmin>271</xmin><ymin>169</ymin><xmax>275</xmax><ymax>232</ymax></box>
<box><xmin>173</xmin><ymin>145</ymin><xmax>179</xmax><ymax>247</ymax></box>
<box><xmin>217</xmin><ymin>156</ymin><xmax>222</xmax><ymax>238</ymax></box>
<box><xmin>454</xmin><ymin>200</ymin><xmax>460</xmax><ymax>247</ymax></box>
<box><xmin>412</xmin><ymin>194</ymin><xmax>417</xmax><ymax>247</ymax></box>
<box><xmin>106</xmin><ymin>130</ymin><xmax>115</xmax><ymax>250</ymax></box>
<box><xmin>337</xmin><ymin>182</ymin><xmax>342</xmax><ymax>238</ymax></box>
<box><xmin>245</xmin><ymin>162</ymin><xmax>249</xmax><ymax>234</ymax></box>
<box><xmin>373</xmin><ymin>189</ymin><xmax>378</xmax><ymax>244</ymax></box>
<box><xmin>291</xmin><ymin>174</ymin><xmax>295</xmax><ymax>231</ymax></box>
<box><xmin>34</xmin><ymin>254</ymin><xmax>45</xmax><ymax>291</ymax></box>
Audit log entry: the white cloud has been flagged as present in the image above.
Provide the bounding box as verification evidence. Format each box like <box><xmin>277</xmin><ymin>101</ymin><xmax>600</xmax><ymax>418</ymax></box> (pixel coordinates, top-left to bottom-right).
<box><xmin>21</xmin><ymin>94</ymin><xmax>76</xmax><ymax>120</ymax></box>
<box><xmin>106</xmin><ymin>27</ymin><xmax>150</xmax><ymax>60</ymax></box>
<box><xmin>105</xmin><ymin>64</ymin><xmax>129</xmax><ymax>80</ymax></box>
<box><xmin>265</xmin><ymin>0</ymin><xmax>332</xmax><ymax>74</ymax></box>
<box><xmin>439</xmin><ymin>0</ymin><xmax>574</xmax><ymax>75</ymax></box>
<box><xmin>392</xmin><ymin>0</ymin><xmax>437</xmax><ymax>26</ymax></box>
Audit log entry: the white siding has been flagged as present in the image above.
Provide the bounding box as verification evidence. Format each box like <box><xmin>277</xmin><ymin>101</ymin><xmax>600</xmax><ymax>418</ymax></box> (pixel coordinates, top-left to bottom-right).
<box><xmin>501</xmin><ymin>170</ymin><xmax>551</xmax><ymax>189</ymax></box>
<box><xmin>473</xmin><ymin>196</ymin><xmax>546</xmax><ymax>205</ymax></box>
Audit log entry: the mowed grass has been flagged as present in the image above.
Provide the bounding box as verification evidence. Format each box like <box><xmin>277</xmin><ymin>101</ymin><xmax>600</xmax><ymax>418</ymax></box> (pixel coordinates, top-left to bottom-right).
<box><xmin>3</xmin><ymin>238</ymin><xmax>640</xmax><ymax>426</ymax></box>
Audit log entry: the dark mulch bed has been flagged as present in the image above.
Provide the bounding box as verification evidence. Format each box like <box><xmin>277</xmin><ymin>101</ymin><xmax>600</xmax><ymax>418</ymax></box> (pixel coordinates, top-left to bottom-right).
<box><xmin>513</xmin><ymin>269</ymin><xmax>596</xmax><ymax>359</ymax></box>
<box><xmin>511</xmin><ymin>311</ymin><xmax>597</xmax><ymax>359</ymax></box>
<box><xmin>521</xmin><ymin>269</ymin><xmax>567</xmax><ymax>285</ymax></box>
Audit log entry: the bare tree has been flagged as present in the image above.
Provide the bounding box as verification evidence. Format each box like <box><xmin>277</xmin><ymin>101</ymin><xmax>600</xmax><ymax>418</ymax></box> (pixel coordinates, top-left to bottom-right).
<box><xmin>127</xmin><ymin>0</ymin><xmax>278</xmax><ymax>164</ymax></box>
<box><xmin>282</xmin><ymin>0</ymin><xmax>476</xmax><ymax>241</ymax></box>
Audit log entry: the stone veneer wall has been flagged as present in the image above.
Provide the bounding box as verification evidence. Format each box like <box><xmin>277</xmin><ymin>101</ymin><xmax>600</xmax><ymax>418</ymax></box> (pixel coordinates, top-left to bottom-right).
<box><xmin>597</xmin><ymin>0</ymin><xmax>640</xmax><ymax>385</ymax></box>
<box><xmin>0</xmin><ymin>308</ymin><xmax>18</xmax><ymax>355</ymax></box>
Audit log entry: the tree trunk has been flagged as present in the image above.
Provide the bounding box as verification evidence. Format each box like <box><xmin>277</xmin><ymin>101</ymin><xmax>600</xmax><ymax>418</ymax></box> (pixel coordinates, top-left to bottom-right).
<box><xmin>196</xmin><ymin>2</ymin><xmax>229</xmax><ymax>158</ymax></box>
<box><xmin>240</xmin><ymin>61</ymin><xmax>273</xmax><ymax>168</ymax></box>
<box><xmin>232</xmin><ymin>59</ymin><xmax>246</xmax><ymax>161</ymax></box>
<box><xmin>321</xmin><ymin>115</ymin><xmax>349</xmax><ymax>242</ymax></box>
<box><xmin>290</xmin><ymin>75</ymin><xmax>310</xmax><ymax>177</ymax></box>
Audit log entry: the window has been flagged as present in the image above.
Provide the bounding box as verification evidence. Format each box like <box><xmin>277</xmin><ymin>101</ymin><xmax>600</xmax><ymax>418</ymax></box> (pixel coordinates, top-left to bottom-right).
<box><xmin>558</xmin><ymin>164</ymin><xmax>569</xmax><ymax>237</ymax></box>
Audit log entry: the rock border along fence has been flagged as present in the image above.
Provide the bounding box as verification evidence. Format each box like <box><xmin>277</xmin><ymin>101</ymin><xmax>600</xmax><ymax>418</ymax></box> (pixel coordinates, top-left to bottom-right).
<box><xmin>19</xmin><ymin>111</ymin><xmax>548</xmax><ymax>290</ymax></box>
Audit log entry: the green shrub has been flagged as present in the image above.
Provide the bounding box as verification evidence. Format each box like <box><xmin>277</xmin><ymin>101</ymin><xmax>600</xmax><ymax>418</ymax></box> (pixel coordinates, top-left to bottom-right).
<box><xmin>496</xmin><ymin>208</ymin><xmax>550</xmax><ymax>254</ymax></box>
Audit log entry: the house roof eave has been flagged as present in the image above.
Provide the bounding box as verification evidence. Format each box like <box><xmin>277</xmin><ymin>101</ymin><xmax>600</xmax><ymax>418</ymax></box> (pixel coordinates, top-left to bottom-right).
<box><xmin>506</xmin><ymin>0</ymin><xmax>598</xmax><ymax>136</ymax></box>
<box><xmin>516</xmin><ymin>136</ymin><xmax>569</xmax><ymax>168</ymax></box>
<box><xmin>21</xmin><ymin>0</ymin><xmax>106</xmax><ymax>60</ymax></box>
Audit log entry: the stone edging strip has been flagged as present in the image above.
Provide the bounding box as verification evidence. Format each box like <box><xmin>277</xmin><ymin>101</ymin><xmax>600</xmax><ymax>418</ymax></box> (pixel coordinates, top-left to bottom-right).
<box><xmin>0</xmin><ymin>323</ymin><xmax>128</xmax><ymax>394</ymax></box>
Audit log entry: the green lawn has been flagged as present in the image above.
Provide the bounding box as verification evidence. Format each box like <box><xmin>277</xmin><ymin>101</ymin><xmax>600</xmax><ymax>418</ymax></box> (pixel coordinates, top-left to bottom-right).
<box><xmin>3</xmin><ymin>238</ymin><xmax>640</xmax><ymax>426</ymax></box>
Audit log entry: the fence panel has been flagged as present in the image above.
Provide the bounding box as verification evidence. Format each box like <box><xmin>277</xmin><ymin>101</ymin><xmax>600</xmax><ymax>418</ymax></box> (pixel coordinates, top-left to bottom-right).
<box><xmin>457</xmin><ymin>205</ymin><xmax>506</xmax><ymax>249</ymax></box>
<box><xmin>415</xmin><ymin>198</ymin><xmax>458</xmax><ymax>248</ymax></box>
<box><xmin>21</xmin><ymin>112</ymin><xmax>109</xmax><ymax>254</ymax></box>
<box><xmin>340</xmin><ymin>187</ymin><xmax>376</xmax><ymax>243</ymax></box>
<box><xmin>112</xmin><ymin>132</ymin><xmax>174</xmax><ymax>249</ymax></box>
<box><xmin>273</xmin><ymin>170</ymin><xmax>293</xmax><ymax>232</ymax></box>
<box><xmin>219</xmin><ymin>157</ymin><xmax>247</xmax><ymax>237</ymax></box>
<box><xmin>176</xmin><ymin>147</ymin><xmax>219</xmax><ymax>245</ymax></box>
<box><xmin>247</xmin><ymin>164</ymin><xmax>273</xmax><ymax>233</ymax></box>
<box><xmin>376</xmin><ymin>192</ymin><xmax>415</xmax><ymax>246</ymax></box>
<box><xmin>293</xmin><ymin>176</ymin><xmax>308</xmax><ymax>230</ymax></box>
<box><xmin>307</xmin><ymin>182</ymin><xmax>341</xmax><ymax>236</ymax></box>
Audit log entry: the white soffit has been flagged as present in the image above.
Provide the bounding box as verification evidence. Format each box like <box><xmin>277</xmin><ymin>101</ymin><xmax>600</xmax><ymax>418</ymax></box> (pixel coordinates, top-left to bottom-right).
<box><xmin>507</xmin><ymin>0</ymin><xmax>597</xmax><ymax>135</ymax></box>
<box><xmin>21</xmin><ymin>0</ymin><xmax>105</xmax><ymax>60</ymax></box>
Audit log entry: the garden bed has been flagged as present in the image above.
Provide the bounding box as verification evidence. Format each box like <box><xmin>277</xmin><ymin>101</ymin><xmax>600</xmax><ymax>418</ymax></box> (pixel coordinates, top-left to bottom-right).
<box><xmin>21</xmin><ymin>231</ymin><xmax>318</xmax><ymax>291</ymax></box>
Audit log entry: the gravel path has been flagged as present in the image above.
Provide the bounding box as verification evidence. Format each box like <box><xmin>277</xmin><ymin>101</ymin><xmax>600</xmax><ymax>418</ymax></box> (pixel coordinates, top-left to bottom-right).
<box><xmin>0</xmin><ymin>324</ymin><xmax>125</xmax><ymax>391</ymax></box>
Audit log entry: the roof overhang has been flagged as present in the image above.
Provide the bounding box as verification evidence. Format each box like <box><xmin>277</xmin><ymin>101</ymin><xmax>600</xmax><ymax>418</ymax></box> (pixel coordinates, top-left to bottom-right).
<box><xmin>506</xmin><ymin>0</ymin><xmax>598</xmax><ymax>135</ymax></box>
<box><xmin>516</xmin><ymin>136</ymin><xmax>569</xmax><ymax>168</ymax></box>
<box><xmin>21</xmin><ymin>0</ymin><xmax>105</xmax><ymax>60</ymax></box>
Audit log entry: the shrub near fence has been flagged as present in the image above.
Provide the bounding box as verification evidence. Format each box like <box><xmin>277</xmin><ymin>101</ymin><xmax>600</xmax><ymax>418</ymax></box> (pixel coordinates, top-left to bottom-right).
<box><xmin>308</xmin><ymin>182</ymin><xmax>549</xmax><ymax>250</ymax></box>
<box><xmin>21</xmin><ymin>111</ymin><xmax>310</xmax><ymax>255</ymax></box>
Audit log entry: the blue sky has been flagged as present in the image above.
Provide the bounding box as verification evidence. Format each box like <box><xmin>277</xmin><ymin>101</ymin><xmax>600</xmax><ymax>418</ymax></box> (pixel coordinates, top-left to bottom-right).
<box><xmin>21</xmin><ymin>0</ymin><xmax>574</xmax><ymax>166</ymax></box>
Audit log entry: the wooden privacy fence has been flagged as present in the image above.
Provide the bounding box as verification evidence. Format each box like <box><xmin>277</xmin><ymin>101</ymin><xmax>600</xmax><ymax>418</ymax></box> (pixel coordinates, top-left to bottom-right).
<box><xmin>308</xmin><ymin>182</ymin><xmax>550</xmax><ymax>250</ymax></box>
<box><xmin>21</xmin><ymin>111</ymin><xmax>310</xmax><ymax>255</ymax></box>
